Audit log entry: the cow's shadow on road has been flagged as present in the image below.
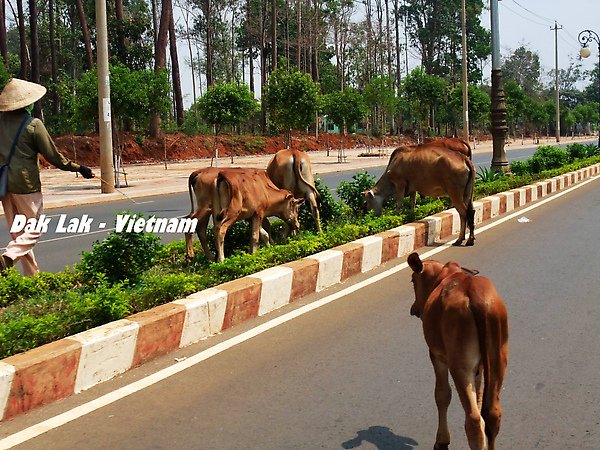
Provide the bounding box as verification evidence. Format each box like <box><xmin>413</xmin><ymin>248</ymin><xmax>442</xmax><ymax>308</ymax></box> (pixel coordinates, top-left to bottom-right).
<box><xmin>342</xmin><ymin>426</ymin><xmax>418</xmax><ymax>449</ymax></box>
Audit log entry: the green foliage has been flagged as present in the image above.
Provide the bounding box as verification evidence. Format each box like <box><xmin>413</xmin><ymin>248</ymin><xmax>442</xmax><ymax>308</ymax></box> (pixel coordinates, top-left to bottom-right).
<box><xmin>527</xmin><ymin>145</ymin><xmax>569</xmax><ymax>173</ymax></box>
<box><xmin>400</xmin><ymin>67</ymin><xmax>447</xmax><ymax>133</ymax></box>
<box><xmin>566</xmin><ymin>142</ymin><xmax>600</xmax><ymax>160</ymax></box>
<box><xmin>363</xmin><ymin>76</ymin><xmax>397</xmax><ymax>115</ymax></box>
<box><xmin>73</xmin><ymin>65</ymin><xmax>171</xmax><ymax>132</ymax></box>
<box><xmin>448</xmin><ymin>83</ymin><xmax>490</xmax><ymax>130</ymax></box>
<box><xmin>337</xmin><ymin>171</ymin><xmax>376</xmax><ymax>211</ymax></box>
<box><xmin>0</xmin><ymin>64</ymin><xmax>10</xmax><ymax>91</ymax></box>
<box><xmin>79</xmin><ymin>213</ymin><xmax>163</xmax><ymax>283</ymax></box>
<box><xmin>476</xmin><ymin>166</ymin><xmax>505</xmax><ymax>183</ymax></box>
<box><xmin>195</xmin><ymin>82</ymin><xmax>259</xmax><ymax>133</ymax></box>
<box><xmin>321</xmin><ymin>88</ymin><xmax>368</xmax><ymax>133</ymax></box>
<box><xmin>263</xmin><ymin>67</ymin><xmax>320</xmax><ymax>138</ymax></box>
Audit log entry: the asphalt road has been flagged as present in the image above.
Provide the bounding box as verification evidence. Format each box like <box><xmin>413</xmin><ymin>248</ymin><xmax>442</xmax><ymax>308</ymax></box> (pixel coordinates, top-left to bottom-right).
<box><xmin>2</xmin><ymin>166</ymin><xmax>599</xmax><ymax>449</ymax></box>
<box><xmin>0</xmin><ymin>143</ymin><xmax>554</xmax><ymax>273</ymax></box>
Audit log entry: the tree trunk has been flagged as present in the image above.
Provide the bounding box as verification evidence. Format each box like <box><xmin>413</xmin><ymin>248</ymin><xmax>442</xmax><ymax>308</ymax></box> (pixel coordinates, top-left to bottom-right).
<box><xmin>169</xmin><ymin>8</ymin><xmax>184</xmax><ymax>125</ymax></box>
<box><xmin>247</xmin><ymin>0</ymin><xmax>255</xmax><ymax>93</ymax></box>
<box><xmin>150</xmin><ymin>0</ymin><xmax>172</xmax><ymax>138</ymax></box>
<box><xmin>16</xmin><ymin>0</ymin><xmax>28</xmax><ymax>78</ymax></box>
<box><xmin>271</xmin><ymin>0</ymin><xmax>277</xmax><ymax>71</ymax></box>
<box><xmin>0</xmin><ymin>0</ymin><xmax>8</xmax><ymax>68</ymax></box>
<box><xmin>75</xmin><ymin>0</ymin><xmax>94</xmax><ymax>69</ymax></box>
<box><xmin>49</xmin><ymin>0</ymin><xmax>58</xmax><ymax>114</ymax></box>
<box><xmin>260</xmin><ymin>0</ymin><xmax>267</xmax><ymax>132</ymax></box>
<box><xmin>296</xmin><ymin>0</ymin><xmax>301</xmax><ymax>69</ymax></box>
<box><xmin>115</xmin><ymin>0</ymin><xmax>126</xmax><ymax>53</ymax></box>
<box><xmin>206</xmin><ymin>0</ymin><xmax>214</xmax><ymax>86</ymax></box>
<box><xmin>29</xmin><ymin>0</ymin><xmax>40</xmax><ymax>116</ymax></box>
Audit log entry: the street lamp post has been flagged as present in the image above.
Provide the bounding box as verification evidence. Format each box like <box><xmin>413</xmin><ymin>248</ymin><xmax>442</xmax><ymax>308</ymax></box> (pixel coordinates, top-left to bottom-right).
<box><xmin>578</xmin><ymin>29</ymin><xmax>600</xmax><ymax>147</ymax></box>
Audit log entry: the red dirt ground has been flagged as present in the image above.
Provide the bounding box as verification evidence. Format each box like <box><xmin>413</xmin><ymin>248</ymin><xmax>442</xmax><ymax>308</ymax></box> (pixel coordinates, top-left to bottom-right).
<box><xmin>51</xmin><ymin>131</ymin><xmax>415</xmax><ymax>167</ymax></box>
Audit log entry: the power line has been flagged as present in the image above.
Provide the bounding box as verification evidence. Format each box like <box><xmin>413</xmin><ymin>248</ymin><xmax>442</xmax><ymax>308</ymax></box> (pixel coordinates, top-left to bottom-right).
<box><xmin>509</xmin><ymin>0</ymin><xmax>555</xmax><ymax>25</ymax></box>
<box><xmin>499</xmin><ymin>2</ymin><xmax>550</xmax><ymax>28</ymax></box>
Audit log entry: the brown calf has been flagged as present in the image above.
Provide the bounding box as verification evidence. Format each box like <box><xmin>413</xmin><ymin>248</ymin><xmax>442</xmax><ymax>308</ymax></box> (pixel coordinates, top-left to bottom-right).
<box><xmin>267</xmin><ymin>149</ymin><xmax>321</xmax><ymax>232</ymax></box>
<box><xmin>213</xmin><ymin>170</ymin><xmax>304</xmax><ymax>262</ymax></box>
<box><xmin>184</xmin><ymin>167</ymin><xmax>269</xmax><ymax>262</ymax></box>
<box><xmin>363</xmin><ymin>144</ymin><xmax>476</xmax><ymax>246</ymax></box>
<box><xmin>407</xmin><ymin>252</ymin><xmax>509</xmax><ymax>450</ymax></box>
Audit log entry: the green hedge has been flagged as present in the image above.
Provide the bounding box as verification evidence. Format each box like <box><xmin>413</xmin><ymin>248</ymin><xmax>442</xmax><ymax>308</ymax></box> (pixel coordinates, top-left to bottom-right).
<box><xmin>1</xmin><ymin>146</ymin><xmax>599</xmax><ymax>358</ymax></box>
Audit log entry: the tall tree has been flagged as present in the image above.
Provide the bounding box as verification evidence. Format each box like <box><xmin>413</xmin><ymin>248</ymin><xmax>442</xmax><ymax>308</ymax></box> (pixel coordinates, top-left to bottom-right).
<box><xmin>150</xmin><ymin>0</ymin><xmax>173</xmax><ymax>137</ymax></box>
<box><xmin>502</xmin><ymin>46</ymin><xmax>541</xmax><ymax>95</ymax></box>
<box><xmin>0</xmin><ymin>0</ymin><xmax>8</xmax><ymax>67</ymax></box>
<box><xmin>49</xmin><ymin>0</ymin><xmax>58</xmax><ymax>114</ymax></box>
<box><xmin>75</xmin><ymin>0</ymin><xmax>94</xmax><ymax>69</ymax></box>
<box><xmin>16</xmin><ymin>0</ymin><xmax>28</xmax><ymax>78</ymax></box>
<box><xmin>169</xmin><ymin>7</ymin><xmax>184</xmax><ymax>124</ymax></box>
<box><xmin>29</xmin><ymin>0</ymin><xmax>40</xmax><ymax>116</ymax></box>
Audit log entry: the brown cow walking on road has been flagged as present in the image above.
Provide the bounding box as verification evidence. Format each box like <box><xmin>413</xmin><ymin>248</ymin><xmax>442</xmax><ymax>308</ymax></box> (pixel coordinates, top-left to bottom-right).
<box><xmin>267</xmin><ymin>149</ymin><xmax>321</xmax><ymax>233</ymax></box>
<box><xmin>407</xmin><ymin>252</ymin><xmax>509</xmax><ymax>450</ymax></box>
<box><xmin>213</xmin><ymin>170</ymin><xmax>304</xmax><ymax>262</ymax></box>
<box><xmin>363</xmin><ymin>143</ymin><xmax>476</xmax><ymax>246</ymax></box>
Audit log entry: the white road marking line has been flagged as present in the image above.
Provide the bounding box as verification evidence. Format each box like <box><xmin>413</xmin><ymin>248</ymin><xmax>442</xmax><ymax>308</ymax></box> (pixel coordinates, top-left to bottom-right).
<box><xmin>0</xmin><ymin>173</ymin><xmax>598</xmax><ymax>449</ymax></box>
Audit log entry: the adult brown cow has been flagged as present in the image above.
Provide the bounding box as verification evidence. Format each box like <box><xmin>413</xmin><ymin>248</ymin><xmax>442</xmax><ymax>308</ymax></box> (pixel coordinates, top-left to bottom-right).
<box><xmin>407</xmin><ymin>252</ymin><xmax>509</xmax><ymax>450</ymax></box>
<box><xmin>424</xmin><ymin>137</ymin><xmax>472</xmax><ymax>159</ymax></box>
<box><xmin>213</xmin><ymin>170</ymin><xmax>304</xmax><ymax>262</ymax></box>
<box><xmin>363</xmin><ymin>144</ymin><xmax>476</xmax><ymax>246</ymax></box>
<box><xmin>184</xmin><ymin>167</ymin><xmax>270</xmax><ymax>262</ymax></box>
<box><xmin>267</xmin><ymin>149</ymin><xmax>321</xmax><ymax>232</ymax></box>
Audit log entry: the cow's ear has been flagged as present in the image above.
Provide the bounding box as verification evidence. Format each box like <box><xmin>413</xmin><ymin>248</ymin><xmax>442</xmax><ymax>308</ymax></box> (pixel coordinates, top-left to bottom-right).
<box><xmin>462</xmin><ymin>267</ymin><xmax>480</xmax><ymax>276</ymax></box>
<box><xmin>407</xmin><ymin>252</ymin><xmax>423</xmax><ymax>273</ymax></box>
<box><xmin>285</xmin><ymin>193</ymin><xmax>295</xmax><ymax>200</ymax></box>
<box><xmin>362</xmin><ymin>189</ymin><xmax>374</xmax><ymax>198</ymax></box>
<box><xmin>294</xmin><ymin>198</ymin><xmax>305</xmax><ymax>206</ymax></box>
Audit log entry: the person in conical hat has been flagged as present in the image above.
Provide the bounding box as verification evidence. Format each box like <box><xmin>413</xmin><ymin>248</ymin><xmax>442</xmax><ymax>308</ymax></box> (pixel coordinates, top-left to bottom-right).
<box><xmin>0</xmin><ymin>78</ymin><xmax>95</xmax><ymax>276</ymax></box>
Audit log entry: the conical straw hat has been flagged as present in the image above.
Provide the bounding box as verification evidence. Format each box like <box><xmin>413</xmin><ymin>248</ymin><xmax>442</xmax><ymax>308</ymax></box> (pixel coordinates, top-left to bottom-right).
<box><xmin>0</xmin><ymin>78</ymin><xmax>46</xmax><ymax>112</ymax></box>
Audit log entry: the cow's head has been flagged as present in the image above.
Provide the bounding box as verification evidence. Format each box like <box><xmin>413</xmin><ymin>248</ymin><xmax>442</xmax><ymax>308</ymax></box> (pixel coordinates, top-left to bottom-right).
<box><xmin>282</xmin><ymin>194</ymin><xmax>304</xmax><ymax>232</ymax></box>
<box><xmin>362</xmin><ymin>189</ymin><xmax>385</xmax><ymax>216</ymax></box>
<box><xmin>407</xmin><ymin>252</ymin><xmax>446</xmax><ymax>319</ymax></box>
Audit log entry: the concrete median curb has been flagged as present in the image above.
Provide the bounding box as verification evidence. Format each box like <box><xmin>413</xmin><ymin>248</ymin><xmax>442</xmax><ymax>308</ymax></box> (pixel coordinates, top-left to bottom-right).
<box><xmin>1</xmin><ymin>163</ymin><xmax>599</xmax><ymax>421</ymax></box>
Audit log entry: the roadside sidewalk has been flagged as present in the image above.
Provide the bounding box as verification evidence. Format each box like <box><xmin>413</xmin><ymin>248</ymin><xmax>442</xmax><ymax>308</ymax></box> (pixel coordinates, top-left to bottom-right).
<box><xmin>1</xmin><ymin>135</ymin><xmax>594</xmax><ymax>215</ymax></box>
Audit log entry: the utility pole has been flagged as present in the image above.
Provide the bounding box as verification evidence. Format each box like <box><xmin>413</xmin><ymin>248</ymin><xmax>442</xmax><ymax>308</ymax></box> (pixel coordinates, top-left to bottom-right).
<box><xmin>95</xmin><ymin>0</ymin><xmax>115</xmax><ymax>193</ymax></box>
<box><xmin>552</xmin><ymin>21</ymin><xmax>562</xmax><ymax>143</ymax></box>
<box><xmin>461</xmin><ymin>0</ymin><xmax>469</xmax><ymax>143</ymax></box>
<box><xmin>490</xmin><ymin>0</ymin><xmax>509</xmax><ymax>173</ymax></box>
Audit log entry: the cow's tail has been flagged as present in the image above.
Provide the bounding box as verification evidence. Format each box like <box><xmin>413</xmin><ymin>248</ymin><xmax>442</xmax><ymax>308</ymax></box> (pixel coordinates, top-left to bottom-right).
<box><xmin>187</xmin><ymin>172</ymin><xmax>198</xmax><ymax>216</ymax></box>
<box><xmin>293</xmin><ymin>153</ymin><xmax>321</xmax><ymax>204</ymax></box>
<box><xmin>461</xmin><ymin>138</ymin><xmax>473</xmax><ymax>160</ymax></box>
<box><xmin>468</xmin><ymin>283</ymin><xmax>508</xmax><ymax>444</ymax></box>
<box><xmin>464</xmin><ymin>158</ymin><xmax>476</xmax><ymax>235</ymax></box>
<box><xmin>214</xmin><ymin>173</ymin><xmax>230</xmax><ymax>223</ymax></box>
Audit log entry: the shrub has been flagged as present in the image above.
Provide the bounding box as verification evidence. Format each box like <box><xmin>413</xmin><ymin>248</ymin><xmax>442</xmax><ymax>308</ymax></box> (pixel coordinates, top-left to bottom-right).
<box><xmin>528</xmin><ymin>145</ymin><xmax>568</xmax><ymax>173</ymax></box>
<box><xmin>337</xmin><ymin>171</ymin><xmax>376</xmax><ymax>211</ymax></box>
<box><xmin>509</xmin><ymin>160</ymin><xmax>531</xmax><ymax>176</ymax></box>
<box><xmin>79</xmin><ymin>213</ymin><xmax>163</xmax><ymax>283</ymax></box>
<box><xmin>476</xmin><ymin>167</ymin><xmax>505</xmax><ymax>183</ymax></box>
<box><xmin>299</xmin><ymin>178</ymin><xmax>345</xmax><ymax>231</ymax></box>
<box><xmin>566</xmin><ymin>143</ymin><xmax>588</xmax><ymax>161</ymax></box>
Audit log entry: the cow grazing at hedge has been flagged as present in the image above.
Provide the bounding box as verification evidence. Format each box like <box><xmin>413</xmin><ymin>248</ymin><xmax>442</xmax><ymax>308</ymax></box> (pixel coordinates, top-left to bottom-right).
<box><xmin>424</xmin><ymin>137</ymin><xmax>472</xmax><ymax>160</ymax></box>
<box><xmin>184</xmin><ymin>167</ymin><xmax>270</xmax><ymax>262</ymax></box>
<box><xmin>407</xmin><ymin>252</ymin><xmax>509</xmax><ymax>450</ymax></box>
<box><xmin>267</xmin><ymin>149</ymin><xmax>321</xmax><ymax>232</ymax></box>
<box><xmin>213</xmin><ymin>170</ymin><xmax>304</xmax><ymax>262</ymax></box>
<box><xmin>363</xmin><ymin>143</ymin><xmax>476</xmax><ymax>246</ymax></box>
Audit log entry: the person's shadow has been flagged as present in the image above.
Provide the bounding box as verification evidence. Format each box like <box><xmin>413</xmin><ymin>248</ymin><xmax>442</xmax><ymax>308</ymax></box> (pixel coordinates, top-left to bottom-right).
<box><xmin>342</xmin><ymin>426</ymin><xmax>418</xmax><ymax>450</ymax></box>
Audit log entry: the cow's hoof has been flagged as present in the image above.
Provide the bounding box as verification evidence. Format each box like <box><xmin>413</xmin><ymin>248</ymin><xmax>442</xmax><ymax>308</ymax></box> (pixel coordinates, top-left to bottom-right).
<box><xmin>434</xmin><ymin>443</ymin><xmax>450</xmax><ymax>450</ymax></box>
<box><xmin>452</xmin><ymin>239</ymin><xmax>463</xmax><ymax>246</ymax></box>
<box><xmin>466</xmin><ymin>238</ymin><xmax>475</xmax><ymax>246</ymax></box>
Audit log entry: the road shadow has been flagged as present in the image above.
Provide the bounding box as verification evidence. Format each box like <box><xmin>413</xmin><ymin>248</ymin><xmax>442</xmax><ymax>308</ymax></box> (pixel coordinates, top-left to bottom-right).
<box><xmin>342</xmin><ymin>426</ymin><xmax>418</xmax><ymax>450</ymax></box>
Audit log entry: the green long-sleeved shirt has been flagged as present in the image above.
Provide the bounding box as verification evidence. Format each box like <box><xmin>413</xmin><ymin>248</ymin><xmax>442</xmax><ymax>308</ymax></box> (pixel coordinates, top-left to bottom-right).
<box><xmin>0</xmin><ymin>110</ymin><xmax>80</xmax><ymax>194</ymax></box>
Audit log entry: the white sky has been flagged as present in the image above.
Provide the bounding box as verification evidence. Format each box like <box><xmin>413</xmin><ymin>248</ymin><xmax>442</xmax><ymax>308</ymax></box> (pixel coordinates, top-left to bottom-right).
<box><xmin>175</xmin><ymin>0</ymin><xmax>600</xmax><ymax>107</ymax></box>
<box><xmin>488</xmin><ymin>0</ymin><xmax>600</xmax><ymax>85</ymax></box>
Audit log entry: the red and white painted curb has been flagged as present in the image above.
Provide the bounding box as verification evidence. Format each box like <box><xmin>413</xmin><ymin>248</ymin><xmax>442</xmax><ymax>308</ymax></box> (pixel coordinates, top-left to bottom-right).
<box><xmin>1</xmin><ymin>163</ymin><xmax>599</xmax><ymax>421</ymax></box>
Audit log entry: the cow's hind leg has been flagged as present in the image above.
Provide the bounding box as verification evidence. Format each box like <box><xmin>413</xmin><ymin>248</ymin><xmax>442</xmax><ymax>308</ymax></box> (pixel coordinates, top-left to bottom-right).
<box><xmin>308</xmin><ymin>191</ymin><xmax>321</xmax><ymax>233</ymax></box>
<box><xmin>450</xmin><ymin>367</ymin><xmax>487</xmax><ymax>450</ymax></box>
<box><xmin>431</xmin><ymin>354</ymin><xmax>451</xmax><ymax>449</ymax></box>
